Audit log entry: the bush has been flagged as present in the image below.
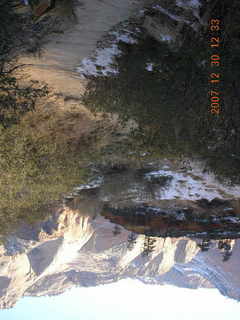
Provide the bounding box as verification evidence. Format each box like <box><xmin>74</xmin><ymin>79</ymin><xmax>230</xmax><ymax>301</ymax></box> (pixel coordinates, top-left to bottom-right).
<box><xmin>0</xmin><ymin>113</ymin><xmax>90</xmax><ymax>234</ymax></box>
<box><xmin>82</xmin><ymin>1</ymin><xmax>240</xmax><ymax>182</ymax></box>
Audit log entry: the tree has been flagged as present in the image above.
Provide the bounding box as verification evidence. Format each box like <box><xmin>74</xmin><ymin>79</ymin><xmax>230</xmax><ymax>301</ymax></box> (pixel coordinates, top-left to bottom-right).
<box><xmin>113</xmin><ymin>225</ymin><xmax>121</xmax><ymax>236</ymax></box>
<box><xmin>142</xmin><ymin>236</ymin><xmax>156</xmax><ymax>257</ymax></box>
<box><xmin>0</xmin><ymin>0</ymin><xmax>48</xmax><ymax>128</ymax></box>
<box><xmin>218</xmin><ymin>239</ymin><xmax>233</xmax><ymax>262</ymax></box>
<box><xmin>82</xmin><ymin>0</ymin><xmax>240</xmax><ymax>183</ymax></box>
<box><xmin>127</xmin><ymin>232</ymin><xmax>137</xmax><ymax>251</ymax></box>
<box><xmin>198</xmin><ymin>239</ymin><xmax>211</xmax><ymax>252</ymax></box>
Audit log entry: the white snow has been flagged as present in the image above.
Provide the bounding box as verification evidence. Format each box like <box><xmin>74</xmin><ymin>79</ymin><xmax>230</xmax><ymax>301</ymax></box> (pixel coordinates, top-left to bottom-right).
<box><xmin>77</xmin><ymin>29</ymin><xmax>138</xmax><ymax>77</ymax></box>
<box><xmin>176</xmin><ymin>0</ymin><xmax>201</xmax><ymax>9</ymax></box>
<box><xmin>73</xmin><ymin>176</ymin><xmax>104</xmax><ymax>192</ymax></box>
<box><xmin>145</xmin><ymin>63</ymin><xmax>154</xmax><ymax>72</ymax></box>
<box><xmin>153</xmin><ymin>2</ymin><xmax>201</xmax><ymax>29</ymax></box>
<box><xmin>145</xmin><ymin>62</ymin><xmax>163</xmax><ymax>72</ymax></box>
<box><xmin>77</xmin><ymin>45</ymin><xmax>121</xmax><ymax>77</ymax></box>
<box><xmin>144</xmin><ymin>167</ymin><xmax>240</xmax><ymax>201</ymax></box>
<box><xmin>176</xmin><ymin>0</ymin><xmax>201</xmax><ymax>21</ymax></box>
<box><xmin>152</xmin><ymin>4</ymin><xmax>190</xmax><ymax>24</ymax></box>
<box><xmin>109</xmin><ymin>31</ymin><xmax>138</xmax><ymax>44</ymax></box>
<box><xmin>221</xmin><ymin>217</ymin><xmax>240</xmax><ymax>224</ymax></box>
<box><xmin>161</xmin><ymin>34</ymin><xmax>173</xmax><ymax>42</ymax></box>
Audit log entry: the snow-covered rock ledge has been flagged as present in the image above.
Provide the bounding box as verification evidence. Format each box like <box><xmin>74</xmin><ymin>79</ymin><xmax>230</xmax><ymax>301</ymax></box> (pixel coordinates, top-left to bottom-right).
<box><xmin>144</xmin><ymin>167</ymin><xmax>240</xmax><ymax>201</ymax></box>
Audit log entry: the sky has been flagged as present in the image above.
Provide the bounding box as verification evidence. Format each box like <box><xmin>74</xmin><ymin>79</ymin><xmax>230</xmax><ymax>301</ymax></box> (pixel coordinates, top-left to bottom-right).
<box><xmin>1</xmin><ymin>279</ymin><xmax>240</xmax><ymax>320</ymax></box>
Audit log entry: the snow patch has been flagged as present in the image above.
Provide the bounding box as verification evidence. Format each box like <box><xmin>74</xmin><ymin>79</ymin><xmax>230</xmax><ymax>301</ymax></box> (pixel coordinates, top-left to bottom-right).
<box><xmin>145</xmin><ymin>63</ymin><xmax>154</xmax><ymax>71</ymax></box>
<box><xmin>153</xmin><ymin>2</ymin><xmax>201</xmax><ymax>29</ymax></box>
<box><xmin>176</xmin><ymin>0</ymin><xmax>201</xmax><ymax>9</ymax></box>
<box><xmin>73</xmin><ymin>176</ymin><xmax>104</xmax><ymax>192</ymax></box>
<box><xmin>152</xmin><ymin>4</ymin><xmax>190</xmax><ymax>24</ymax></box>
<box><xmin>144</xmin><ymin>168</ymin><xmax>240</xmax><ymax>201</ymax></box>
<box><xmin>77</xmin><ymin>29</ymin><xmax>138</xmax><ymax>77</ymax></box>
<box><xmin>64</xmin><ymin>176</ymin><xmax>104</xmax><ymax>201</ymax></box>
<box><xmin>176</xmin><ymin>0</ymin><xmax>201</xmax><ymax>21</ymax></box>
<box><xmin>77</xmin><ymin>45</ymin><xmax>121</xmax><ymax>77</ymax></box>
<box><xmin>221</xmin><ymin>217</ymin><xmax>240</xmax><ymax>224</ymax></box>
<box><xmin>145</xmin><ymin>62</ymin><xmax>162</xmax><ymax>72</ymax></box>
<box><xmin>161</xmin><ymin>34</ymin><xmax>173</xmax><ymax>42</ymax></box>
<box><xmin>109</xmin><ymin>31</ymin><xmax>138</xmax><ymax>44</ymax></box>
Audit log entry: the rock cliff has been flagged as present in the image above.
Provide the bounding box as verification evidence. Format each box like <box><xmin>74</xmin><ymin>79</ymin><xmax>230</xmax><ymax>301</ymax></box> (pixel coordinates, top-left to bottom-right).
<box><xmin>0</xmin><ymin>205</ymin><xmax>240</xmax><ymax>309</ymax></box>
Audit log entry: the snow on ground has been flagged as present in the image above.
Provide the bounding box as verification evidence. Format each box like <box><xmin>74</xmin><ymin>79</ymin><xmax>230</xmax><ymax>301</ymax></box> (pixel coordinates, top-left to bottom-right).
<box><xmin>176</xmin><ymin>0</ymin><xmax>201</xmax><ymax>20</ymax></box>
<box><xmin>145</xmin><ymin>62</ymin><xmax>154</xmax><ymax>71</ymax></box>
<box><xmin>145</xmin><ymin>62</ymin><xmax>163</xmax><ymax>72</ymax></box>
<box><xmin>77</xmin><ymin>29</ymin><xmax>139</xmax><ymax>78</ymax></box>
<box><xmin>109</xmin><ymin>30</ymin><xmax>138</xmax><ymax>44</ymax></box>
<box><xmin>160</xmin><ymin>34</ymin><xmax>173</xmax><ymax>42</ymax></box>
<box><xmin>152</xmin><ymin>2</ymin><xmax>201</xmax><ymax>29</ymax></box>
<box><xmin>77</xmin><ymin>45</ymin><xmax>121</xmax><ymax>77</ymax></box>
<box><xmin>152</xmin><ymin>4</ymin><xmax>190</xmax><ymax>24</ymax></box>
<box><xmin>73</xmin><ymin>176</ymin><xmax>104</xmax><ymax>192</ymax></box>
<box><xmin>176</xmin><ymin>0</ymin><xmax>201</xmax><ymax>9</ymax></box>
<box><xmin>144</xmin><ymin>167</ymin><xmax>240</xmax><ymax>201</ymax></box>
<box><xmin>64</xmin><ymin>176</ymin><xmax>104</xmax><ymax>202</ymax></box>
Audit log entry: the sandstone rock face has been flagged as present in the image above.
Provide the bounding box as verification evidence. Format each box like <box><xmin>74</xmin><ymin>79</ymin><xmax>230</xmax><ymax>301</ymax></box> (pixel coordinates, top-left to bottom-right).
<box><xmin>1</xmin><ymin>158</ymin><xmax>239</xmax><ymax>308</ymax></box>
<box><xmin>0</xmin><ymin>208</ymin><xmax>94</xmax><ymax>308</ymax></box>
<box><xmin>0</xmin><ymin>205</ymin><xmax>240</xmax><ymax>309</ymax></box>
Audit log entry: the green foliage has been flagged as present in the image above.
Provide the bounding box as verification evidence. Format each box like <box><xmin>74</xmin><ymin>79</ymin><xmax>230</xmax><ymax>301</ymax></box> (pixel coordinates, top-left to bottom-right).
<box><xmin>82</xmin><ymin>4</ymin><xmax>240</xmax><ymax>182</ymax></box>
<box><xmin>142</xmin><ymin>236</ymin><xmax>156</xmax><ymax>257</ymax></box>
<box><xmin>0</xmin><ymin>75</ymin><xmax>49</xmax><ymax>128</ymax></box>
<box><xmin>0</xmin><ymin>0</ymin><xmax>50</xmax><ymax>128</ymax></box>
<box><xmin>0</xmin><ymin>1</ymin><xmax>84</xmax><ymax>233</ymax></box>
<box><xmin>0</xmin><ymin>120</ymin><xmax>90</xmax><ymax>234</ymax></box>
<box><xmin>82</xmin><ymin>34</ymin><xmax>209</xmax><ymax>152</ymax></box>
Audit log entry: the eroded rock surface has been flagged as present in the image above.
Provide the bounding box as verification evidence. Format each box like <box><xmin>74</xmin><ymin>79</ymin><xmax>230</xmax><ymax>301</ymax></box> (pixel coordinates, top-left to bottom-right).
<box><xmin>0</xmin><ymin>196</ymin><xmax>240</xmax><ymax>309</ymax></box>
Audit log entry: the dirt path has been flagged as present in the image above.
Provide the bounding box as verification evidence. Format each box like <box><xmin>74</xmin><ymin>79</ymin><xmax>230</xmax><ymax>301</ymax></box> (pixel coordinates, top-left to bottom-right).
<box><xmin>20</xmin><ymin>0</ymin><xmax>146</xmax><ymax>97</ymax></box>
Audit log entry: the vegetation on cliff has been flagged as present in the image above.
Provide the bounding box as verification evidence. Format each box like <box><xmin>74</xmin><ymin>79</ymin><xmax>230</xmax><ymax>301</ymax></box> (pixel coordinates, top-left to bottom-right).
<box><xmin>1</xmin><ymin>0</ymin><xmax>240</xmax><ymax>233</ymax></box>
<box><xmin>0</xmin><ymin>0</ymin><xmax>49</xmax><ymax>128</ymax></box>
<box><xmin>0</xmin><ymin>1</ymin><xmax>91</xmax><ymax>232</ymax></box>
<box><xmin>82</xmin><ymin>0</ymin><xmax>240</xmax><ymax>183</ymax></box>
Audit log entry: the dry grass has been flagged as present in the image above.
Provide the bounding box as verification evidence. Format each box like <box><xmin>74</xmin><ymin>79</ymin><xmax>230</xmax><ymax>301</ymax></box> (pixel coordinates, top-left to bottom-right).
<box><xmin>0</xmin><ymin>93</ymin><xmax>96</xmax><ymax>233</ymax></box>
<box><xmin>0</xmin><ymin>87</ymin><xmax>133</xmax><ymax>234</ymax></box>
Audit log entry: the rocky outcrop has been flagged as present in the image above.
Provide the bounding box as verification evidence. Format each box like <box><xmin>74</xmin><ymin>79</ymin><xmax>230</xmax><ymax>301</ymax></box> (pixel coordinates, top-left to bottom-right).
<box><xmin>0</xmin><ymin>208</ymin><xmax>94</xmax><ymax>308</ymax></box>
<box><xmin>143</xmin><ymin>0</ymin><xmax>204</xmax><ymax>47</ymax></box>
<box><xmin>143</xmin><ymin>12</ymin><xmax>184</xmax><ymax>47</ymax></box>
<box><xmin>102</xmin><ymin>199</ymin><xmax>240</xmax><ymax>238</ymax></box>
<box><xmin>1</xmin><ymin>202</ymin><xmax>240</xmax><ymax>309</ymax></box>
<box><xmin>0</xmin><ymin>159</ymin><xmax>240</xmax><ymax>308</ymax></box>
